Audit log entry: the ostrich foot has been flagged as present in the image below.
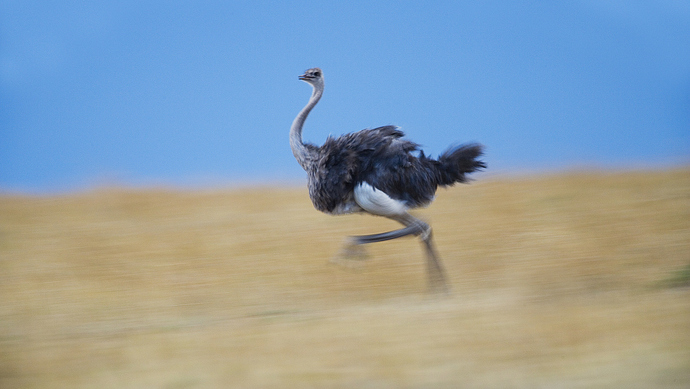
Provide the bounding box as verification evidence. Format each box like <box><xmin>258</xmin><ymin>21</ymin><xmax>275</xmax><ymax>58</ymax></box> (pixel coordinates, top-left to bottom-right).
<box><xmin>329</xmin><ymin>239</ymin><xmax>370</xmax><ymax>269</ymax></box>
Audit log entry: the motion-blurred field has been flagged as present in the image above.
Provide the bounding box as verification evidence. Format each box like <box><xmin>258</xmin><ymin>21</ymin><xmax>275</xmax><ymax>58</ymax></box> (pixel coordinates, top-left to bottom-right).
<box><xmin>1</xmin><ymin>170</ymin><xmax>689</xmax><ymax>388</ymax></box>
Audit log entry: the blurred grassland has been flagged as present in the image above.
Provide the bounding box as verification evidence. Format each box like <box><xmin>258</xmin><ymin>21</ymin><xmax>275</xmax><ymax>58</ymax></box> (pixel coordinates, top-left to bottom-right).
<box><xmin>1</xmin><ymin>169</ymin><xmax>689</xmax><ymax>388</ymax></box>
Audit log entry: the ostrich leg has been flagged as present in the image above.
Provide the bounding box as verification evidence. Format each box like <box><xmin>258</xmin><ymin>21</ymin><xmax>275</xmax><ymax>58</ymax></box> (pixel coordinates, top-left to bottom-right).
<box><xmin>341</xmin><ymin>214</ymin><xmax>449</xmax><ymax>293</ymax></box>
<box><xmin>420</xmin><ymin>230</ymin><xmax>449</xmax><ymax>294</ymax></box>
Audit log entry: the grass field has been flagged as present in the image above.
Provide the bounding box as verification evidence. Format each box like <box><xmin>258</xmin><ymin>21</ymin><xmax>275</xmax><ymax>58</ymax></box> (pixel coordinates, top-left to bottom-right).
<box><xmin>1</xmin><ymin>169</ymin><xmax>689</xmax><ymax>388</ymax></box>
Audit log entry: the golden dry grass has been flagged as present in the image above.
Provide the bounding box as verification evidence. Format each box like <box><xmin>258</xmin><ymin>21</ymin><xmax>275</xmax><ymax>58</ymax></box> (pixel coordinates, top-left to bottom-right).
<box><xmin>1</xmin><ymin>169</ymin><xmax>689</xmax><ymax>388</ymax></box>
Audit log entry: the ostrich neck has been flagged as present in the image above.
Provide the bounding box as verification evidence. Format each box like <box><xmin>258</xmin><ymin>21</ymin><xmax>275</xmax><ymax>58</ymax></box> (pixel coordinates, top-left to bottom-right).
<box><xmin>290</xmin><ymin>85</ymin><xmax>323</xmax><ymax>170</ymax></box>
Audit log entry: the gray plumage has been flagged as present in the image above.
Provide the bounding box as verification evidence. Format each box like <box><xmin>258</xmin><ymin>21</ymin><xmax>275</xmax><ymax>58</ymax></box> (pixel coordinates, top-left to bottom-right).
<box><xmin>290</xmin><ymin>67</ymin><xmax>485</xmax><ymax>293</ymax></box>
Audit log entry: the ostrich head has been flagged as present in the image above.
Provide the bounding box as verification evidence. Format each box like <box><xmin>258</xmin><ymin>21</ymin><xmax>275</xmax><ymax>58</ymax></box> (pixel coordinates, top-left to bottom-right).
<box><xmin>299</xmin><ymin>67</ymin><xmax>324</xmax><ymax>89</ymax></box>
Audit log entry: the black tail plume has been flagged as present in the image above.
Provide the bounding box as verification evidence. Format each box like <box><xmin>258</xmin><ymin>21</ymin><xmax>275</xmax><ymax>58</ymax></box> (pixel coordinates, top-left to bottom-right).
<box><xmin>436</xmin><ymin>143</ymin><xmax>486</xmax><ymax>186</ymax></box>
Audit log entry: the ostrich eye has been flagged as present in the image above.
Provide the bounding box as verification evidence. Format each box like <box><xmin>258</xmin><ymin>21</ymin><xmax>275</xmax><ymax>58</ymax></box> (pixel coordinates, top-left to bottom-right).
<box><xmin>313</xmin><ymin>71</ymin><xmax>320</xmax><ymax>77</ymax></box>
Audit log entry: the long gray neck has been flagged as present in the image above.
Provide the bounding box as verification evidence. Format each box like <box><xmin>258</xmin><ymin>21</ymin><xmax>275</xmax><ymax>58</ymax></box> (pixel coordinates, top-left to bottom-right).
<box><xmin>290</xmin><ymin>85</ymin><xmax>323</xmax><ymax>170</ymax></box>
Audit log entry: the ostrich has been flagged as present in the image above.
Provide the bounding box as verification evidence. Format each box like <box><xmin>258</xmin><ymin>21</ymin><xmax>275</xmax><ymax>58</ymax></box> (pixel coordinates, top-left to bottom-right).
<box><xmin>290</xmin><ymin>68</ymin><xmax>485</xmax><ymax>293</ymax></box>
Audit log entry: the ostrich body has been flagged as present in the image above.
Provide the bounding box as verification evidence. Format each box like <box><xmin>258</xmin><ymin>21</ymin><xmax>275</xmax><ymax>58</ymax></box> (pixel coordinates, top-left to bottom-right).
<box><xmin>290</xmin><ymin>68</ymin><xmax>485</xmax><ymax>292</ymax></box>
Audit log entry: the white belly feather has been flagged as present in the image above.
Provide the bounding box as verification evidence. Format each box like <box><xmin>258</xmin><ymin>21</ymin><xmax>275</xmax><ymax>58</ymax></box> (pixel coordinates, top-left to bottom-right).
<box><xmin>353</xmin><ymin>182</ymin><xmax>409</xmax><ymax>217</ymax></box>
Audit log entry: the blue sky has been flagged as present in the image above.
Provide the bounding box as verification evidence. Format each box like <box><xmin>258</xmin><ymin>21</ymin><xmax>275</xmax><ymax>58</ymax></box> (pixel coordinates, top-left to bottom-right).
<box><xmin>1</xmin><ymin>1</ymin><xmax>689</xmax><ymax>193</ymax></box>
